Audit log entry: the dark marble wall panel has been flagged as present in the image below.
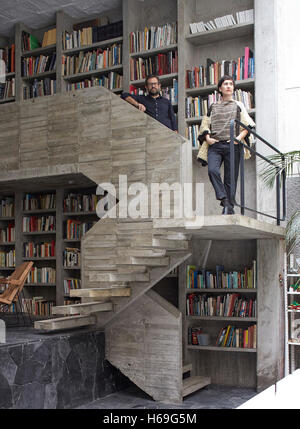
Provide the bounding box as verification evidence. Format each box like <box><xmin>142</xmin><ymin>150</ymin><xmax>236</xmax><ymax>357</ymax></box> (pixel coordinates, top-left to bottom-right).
<box><xmin>0</xmin><ymin>329</ymin><xmax>129</xmax><ymax>409</ymax></box>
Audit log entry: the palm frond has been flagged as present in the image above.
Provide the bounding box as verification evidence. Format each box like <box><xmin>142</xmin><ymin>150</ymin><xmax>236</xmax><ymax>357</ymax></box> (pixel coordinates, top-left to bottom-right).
<box><xmin>286</xmin><ymin>210</ymin><xmax>300</xmax><ymax>255</ymax></box>
<box><xmin>259</xmin><ymin>151</ymin><xmax>300</xmax><ymax>189</ymax></box>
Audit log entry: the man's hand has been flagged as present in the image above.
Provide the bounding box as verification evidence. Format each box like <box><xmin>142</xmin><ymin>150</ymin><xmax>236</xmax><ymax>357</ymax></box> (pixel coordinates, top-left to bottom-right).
<box><xmin>137</xmin><ymin>103</ymin><xmax>146</xmax><ymax>112</ymax></box>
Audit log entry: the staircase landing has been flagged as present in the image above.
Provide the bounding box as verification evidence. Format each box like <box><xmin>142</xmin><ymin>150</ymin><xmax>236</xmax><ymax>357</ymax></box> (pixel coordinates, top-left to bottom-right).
<box><xmin>153</xmin><ymin>214</ymin><xmax>285</xmax><ymax>240</ymax></box>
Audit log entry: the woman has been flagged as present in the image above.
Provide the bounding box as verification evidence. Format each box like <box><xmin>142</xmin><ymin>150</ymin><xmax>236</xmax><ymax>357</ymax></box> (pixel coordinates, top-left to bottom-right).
<box><xmin>197</xmin><ymin>75</ymin><xmax>255</xmax><ymax>214</ymax></box>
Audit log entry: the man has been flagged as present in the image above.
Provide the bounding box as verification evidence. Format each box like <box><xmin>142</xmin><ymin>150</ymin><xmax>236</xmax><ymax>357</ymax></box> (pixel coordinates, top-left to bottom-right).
<box><xmin>121</xmin><ymin>75</ymin><xmax>177</xmax><ymax>131</ymax></box>
<box><xmin>197</xmin><ymin>75</ymin><xmax>255</xmax><ymax>214</ymax></box>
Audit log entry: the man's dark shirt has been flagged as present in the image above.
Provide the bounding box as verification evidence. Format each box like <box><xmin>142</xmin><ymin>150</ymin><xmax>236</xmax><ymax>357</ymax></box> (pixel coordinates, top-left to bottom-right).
<box><xmin>121</xmin><ymin>92</ymin><xmax>177</xmax><ymax>131</ymax></box>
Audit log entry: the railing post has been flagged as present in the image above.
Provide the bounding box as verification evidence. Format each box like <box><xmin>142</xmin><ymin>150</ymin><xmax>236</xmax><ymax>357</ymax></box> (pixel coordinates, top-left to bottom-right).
<box><xmin>276</xmin><ymin>166</ymin><xmax>281</xmax><ymax>225</ymax></box>
<box><xmin>230</xmin><ymin>119</ymin><xmax>235</xmax><ymax>207</ymax></box>
<box><xmin>240</xmin><ymin>143</ymin><xmax>245</xmax><ymax>215</ymax></box>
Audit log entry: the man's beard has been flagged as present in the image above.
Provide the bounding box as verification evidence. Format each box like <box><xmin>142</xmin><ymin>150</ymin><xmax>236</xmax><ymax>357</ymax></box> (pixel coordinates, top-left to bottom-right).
<box><xmin>149</xmin><ymin>88</ymin><xmax>159</xmax><ymax>96</ymax></box>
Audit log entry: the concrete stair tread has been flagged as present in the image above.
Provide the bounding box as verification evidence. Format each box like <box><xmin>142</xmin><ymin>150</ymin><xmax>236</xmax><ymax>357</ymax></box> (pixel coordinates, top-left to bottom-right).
<box><xmin>182</xmin><ymin>363</ymin><xmax>192</xmax><ymax>374</ymax></box>
<box><xmin>183</xmin><ymin>376</ymin><xmax>211</xmax><ymax>397</ymax></box>
<box><xmin>152</xmin><ymin>238</ymin><xmax>189</xmax><ymax>250</ymax></box>
<box><xmin>52</xmin><ymin>301</ymin><xmax>113</xmax><ymax>315</ymax></box>
<box><xmin>129</xmin><ymin>256</ymin><xmax>169</xmax><ymax>266</ymax></box>
<box><xmin>88</xmin><ymin>272</ymin><xmax>150</xmax><ymax>282</ymax></box>
<box><xmin>70</xmin><ymin>287</ymin><xmax>131</xmax><ymax>298</ymax></box>
<box><xmin>34</xmin><ymin>314</ymin><xmax>96</xmax><ymax>331</ymax></box>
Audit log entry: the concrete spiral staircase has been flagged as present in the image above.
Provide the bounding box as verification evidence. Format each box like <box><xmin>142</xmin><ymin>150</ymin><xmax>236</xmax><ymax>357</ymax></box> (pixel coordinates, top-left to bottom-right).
<box><xmin>31</xmin><ymin>86</ymin><xmax>210</xmax><ymax>403</ymax></box>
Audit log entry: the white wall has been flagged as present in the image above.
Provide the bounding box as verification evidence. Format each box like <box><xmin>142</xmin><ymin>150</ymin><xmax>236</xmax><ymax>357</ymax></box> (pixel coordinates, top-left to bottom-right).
<box><xmin>277</xmin><ymin>0</ymin><xmax>300</xmax><ymax>154</ymax></box>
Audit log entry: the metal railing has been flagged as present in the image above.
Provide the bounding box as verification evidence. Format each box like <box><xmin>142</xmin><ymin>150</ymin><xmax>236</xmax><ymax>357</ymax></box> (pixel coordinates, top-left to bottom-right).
<box><xmin>230</xmin><ymin>119</ymin><xmax>286</xmax><ymax>225</ymax></box>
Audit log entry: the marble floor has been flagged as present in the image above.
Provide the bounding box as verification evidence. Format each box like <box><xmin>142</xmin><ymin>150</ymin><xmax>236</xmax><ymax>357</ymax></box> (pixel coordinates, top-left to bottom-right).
<box><xmin>76</xmin><ymin>383</ymin><xmax>257</xmax><ymax>410</ymax></box>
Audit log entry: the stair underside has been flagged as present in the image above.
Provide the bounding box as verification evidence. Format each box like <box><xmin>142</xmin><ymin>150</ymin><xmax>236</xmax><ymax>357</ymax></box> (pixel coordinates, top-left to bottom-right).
<box><xmin>52</xmin><ymin>301</ymin><xmax>113</xmax><ymax>315</ymax></box>
<box><xmin>34</xmin><ymin>314</ymin><xmax>96</xmax><ymax>330</ymax></box>
<box><xmin>70</xmin><ymin>287</ymin><xmax>131</xmax><ymax>298</ymax></box>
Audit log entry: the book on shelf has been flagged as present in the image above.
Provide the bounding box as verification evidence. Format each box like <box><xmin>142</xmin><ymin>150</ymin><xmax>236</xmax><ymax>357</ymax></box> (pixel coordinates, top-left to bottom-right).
<box><xmin>22</xmin><ymin>215</ymin><xmax>56</xmax><ymax>233</ymax></box>
<box><xmin>0</xmin><ymin>223</ymin><xmax>15</xmax><ymax>243</ymax></box>
<box><xmin>215</xmin><ymin>324</ymin><xmax>256</xmax><ymax>349</ymax></box>
<box><xmin>64</xmin><ymin>278</ymin><xmax>81</xmax><ymax>294</ymax></box>
<box><xmin>189</xmin><ymin>9</ymin><xmax>254</xmax><ymax>34</ymax></box>
<box><xmin>188</xmin><ymin>326</ymin><xmax>203</xmax><ymax>345</ymax></box>
<box><xmin>23</xmin><ymin>240</ymin><xmax>56</xmax><ymax>258</ymax></box>
<box><xmin>66</xmin><ymin>71</ymin><xmax>123</xmax><ymax>92</ymax></box>
<box><xmin>130</xmin><ymin>51</ymin><xmax>178</xmax><ymax>81</ymax></box>
<box><xmin>27</xmin><ymin>266</ymin><xmax>56</xmax><ymax>284</ymax></box>
<box><xmin>21</xmin><ymin>296</ymin><xmax>55</xmax><ymax>316</ymax></box>
<box><xmin>23</xmin><ymin>78</ymin><xmax>56</xmax><ymax>100</ymax></box>
<box><xmin>22</xmin><ymin>31</ymin><xmax>40</xmax><ymax>51</ymax></box>
<box><xmin>21</xmin><ymin>53</ymin><xmax>56</xmax><ymax>77</ymax></box>
<box><xmin>0</xmin><ymin>249</ymin><xmax>15</xmax><ymax>267</ymax></box>
<box><xmin>129</xmin><ymin>22</ymin><xmax>177</xmax><ymax>53</ymax></box>
<box><xmin>0</xmin><ymin>197</ymin><xmax>14</xmax><ymax>217</ymax></box>
<box><xmin>186</xmin><ymin>50</ymin><xmax>255</xmax><ymax>89</ymax></box>
<box><xmin>63</xmin><ymin>20</ymin><xmax>123</xmax><ymax>50</ymax></box>
<box><xmin>23</xmin><ymin>193</ymin><xmax>56</xmax><ymax>211</ymax></box>
<box><xmin>64</xmin><ymin>247</ymin><xmax>81</xmax><ymax>267</ymax></box>
<box><xmin>0</xmin><ymin>45</ymin><xmax>15</xmax><ymax>73</ymax></box>
<box><xmin>186</xmin><ymin>292</ymin><xmax>256</xmax><ymax>318</ymax></box>
<box><xmin>42</xmin><ymin>28</ymin><xmax>56</xmax><ymax>47</ymax></box>
<box><xmin>62</xmin><ymin>43</ymin><xmax>122</xmax><ymax>76</ymax></box>
<box><xmin>63</xmin><ymin>192</ymin><xmax>100</xmax><ymax>212</ymax></box>
<box><xmin>0</xmin><ymin>78</ymin><xmax>15</xmax><ymax>100</ymax></box>
<box><xmin>186</xmin><ymin>263</ymin><xmax>257</xmax><ymax>289</ymax></box>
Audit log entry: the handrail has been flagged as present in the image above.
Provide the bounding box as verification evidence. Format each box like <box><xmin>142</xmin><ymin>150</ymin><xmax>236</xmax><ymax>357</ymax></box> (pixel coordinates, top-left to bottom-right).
<box><xmin>230</xmin><ymin>119</ymin><xmax>286</xmax><ymax>225</ymax></box>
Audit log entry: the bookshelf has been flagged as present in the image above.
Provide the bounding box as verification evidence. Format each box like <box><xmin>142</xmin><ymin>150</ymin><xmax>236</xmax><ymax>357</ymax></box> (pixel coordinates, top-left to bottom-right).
<box><xmin>180</xmin><ymin>237</ymin><xmax>258</xmax><ymax>387</ymax></box>
<box><xmin>284</xmin><ymin>253</ymin><xmax>300</xmax><ymax>374</ymax></box>
<box><xmin>0</xmin><ymin>196</ymin><xmax>15</xmax><ymax>279</ymax></box>
<box><xmin>0</xmin><ymin>36</ymin><xmax>16</xmax><ymax>104</ymax></box>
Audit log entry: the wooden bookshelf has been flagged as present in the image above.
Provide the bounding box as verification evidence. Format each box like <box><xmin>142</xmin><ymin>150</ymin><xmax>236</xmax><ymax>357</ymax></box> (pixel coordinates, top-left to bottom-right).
<box><xmin>130</xmin><ymin>43</ymin><xmax>178</xmax><ymax>58</ymax></box>
<box><xmin>62</xmin><ymin>36</ymin><xmax>123</xmax><ymax>55</ymax></box>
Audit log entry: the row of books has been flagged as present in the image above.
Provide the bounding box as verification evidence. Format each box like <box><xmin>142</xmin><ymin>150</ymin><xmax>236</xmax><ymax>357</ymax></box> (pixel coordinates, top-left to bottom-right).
<box><xmin>0</xmin><ymin>198</ymin><xmax>14</xmax><ymax>217</ymax></box>
<box><xmin>21</xmin><ymin>54</ymin><xmax>57</xmax><ymax>77</ymax></box>
<box><xmin>129</xmin><ymin>78</ymin><xmax>178</xmax><ymax>104</ymax></box>
<box><xmin>185</xmin><ymin>124</ymin><xmax>201</xmax><ymax>148</ymax></box>
<box><xmin>66</xmin><ymin>72</ymin><xmax>123</xmax><ymax>92</ymax></box>
<box><xmin>0</xmin><ymin>45</ymin><xmax>15</xmax><ymax>73</ymax></box>
<box><xmin>64</xmin><ymin>247</ymin><xmax>81</xmax><ymax>267</ymax></box>
<box><xmin>187</xmin><ymin>264</ymin><xmax>257</xmax><ymax>290</ymax></box>
<box><xmin>0</xmin><ymin>224</ymin><xmax>15</xmax><ymax>243</ymax></box>
<box><xmin>21</xmin><ymin>31</ymin><xmax>40</xmax><ymax>51</ymax></box>
<box><xmin>64</xmin><ymin>278</ymin><xmax>81</xmax><ymax>294</ymax></box>
<box><xmin>23</xmin><ymin>193</ymin><xmax>56</xmax><ymax>211</ymax></box>
<box><xmin>186</xmin><ymin>50</ymin><xmax>254</xmax><ymax>89</ymax></box>
<box><xmin>186</xmin><ymin>293</ymin><xmax>256</xmax><ymax>318</ymax></box>
<box><xmin>62</xmin><ymin>21</ymin><xmax>123</xmax><ymax>50</ymax></box>
<box><xmin>42</xmin><ymin>28</ymin><xmax>56</xmax><ymax>47</ymax></box>
<box><xmin>65</xmin><ymin>219</ymin><xmax>96</xmax><ymax>240</ymax></box>
<box><xmin>185</xmin><ymin>90</ymin><xmax>254</xmax><ymax>118</ymax></box>
<box><xmin>189</xmin><ymin>9</ymin><xmax>254</xmax><ymax>34</ymax></box>
<box><xmin>22</xmin><ymin>215</ymin><xmax>56</xmax><ymax>233</ymax></box>
<box><xmin>27</xmin><ymin>266</ymin><xmax>56</xmax><ymax>284</ymax></box>
<box><xmin>23</xmin><ymin>78</ymin><xmax>56</xmax><ymax>100</ymax></box>
<box><xmin>188</xmin><ymin>327</ymin><xmax>205</xmax><ymax>346</ymax></box>
<box><xmin>63</xmin><ymin>193</ymin><xmax>100</xmax><ymax>213</ymax></box>
<box><xmin>23</xmin><ymin>241</ymin><xmax>56</xmax><ymax>258</ymax></box>
<box><xmin>130</xmin><ymin>51</ymin><xmax>178</xmax><ymax>81</ymax></box>
<box><xmin>129</xmin><ymin>22</ymin><xmax>177</xmax><ymax>53</ymax></box>
<box><xmin>0</xmin><ymin>249</ymin><xmax>15</xmax><ymax>267</ymax></box>
<box><xmin>216</xmin><ymin>324</ymin><xmax>256</xmax><ymax>349</ymax></box>
<box><xmin>21</xmin><ymin>297</ymin><xmax>55</xmax><ymax>316</ymax></box>
<box><xmin>61</xmin><ymin>44</ymin><xmax>122</xmax><ymax>76</ymax></box>
<box><xmin>0</xmin><ymin>78</ymin><xmax>15</xmax><ymax>99</ymax></box>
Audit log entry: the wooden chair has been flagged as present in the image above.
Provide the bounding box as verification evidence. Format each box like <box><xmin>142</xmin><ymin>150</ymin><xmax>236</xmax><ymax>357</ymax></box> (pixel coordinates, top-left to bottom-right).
<box><xmin>0</xmin><ymin>261</ymin><xmax>34</xmax><ymax>326</ymax></box>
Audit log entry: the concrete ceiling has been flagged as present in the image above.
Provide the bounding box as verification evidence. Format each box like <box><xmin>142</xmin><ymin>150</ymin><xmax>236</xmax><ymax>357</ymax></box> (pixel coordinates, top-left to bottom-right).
<box><xmin>0</xmin><ymin>0</ymin><xmax>123</xmax><ymax>38</ymax></box>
